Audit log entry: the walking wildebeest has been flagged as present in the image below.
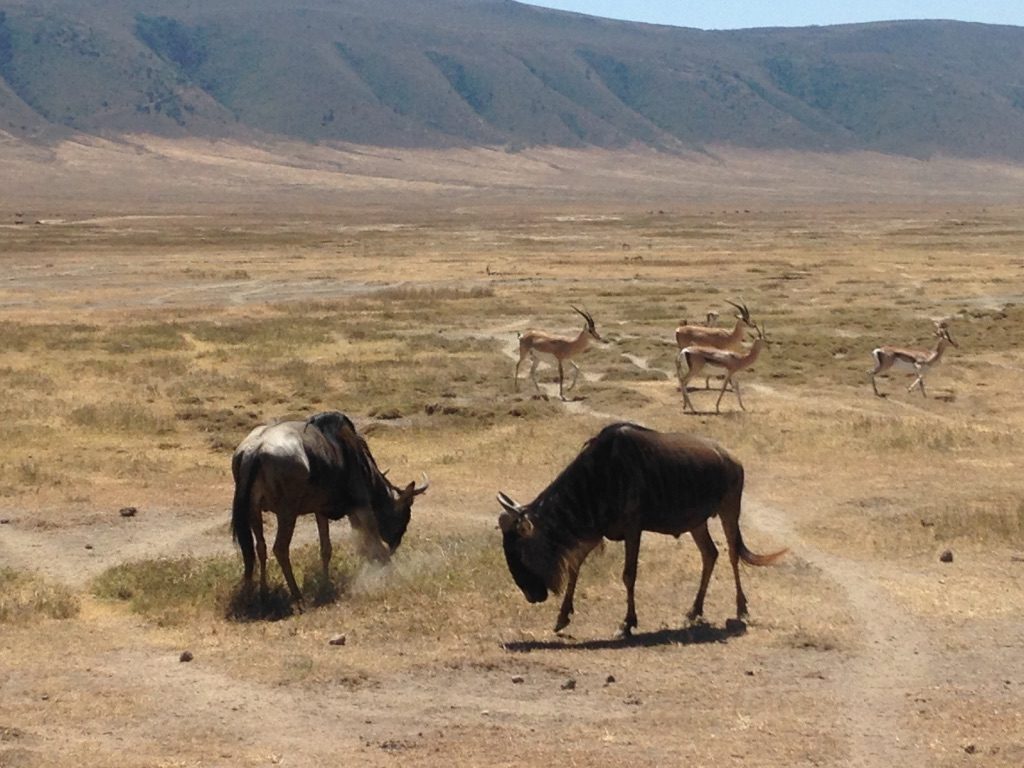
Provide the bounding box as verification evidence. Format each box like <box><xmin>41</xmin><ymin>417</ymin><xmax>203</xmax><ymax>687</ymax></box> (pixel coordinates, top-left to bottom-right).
<box><xmin>497</xmin><ymin>422</ymin><xmax>786</xmax><ymax>636</ymax></box>
<box><xmin>231</xmin><ymin>411</ymin><xmax>428</xmax><ymax>606</ymax></box>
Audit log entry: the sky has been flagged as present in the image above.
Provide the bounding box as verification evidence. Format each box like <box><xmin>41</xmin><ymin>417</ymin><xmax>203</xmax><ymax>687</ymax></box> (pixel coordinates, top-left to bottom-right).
<box><xmin>518</xmin><ymin>1</ymin><xmax>1024</xmax><ymax>30</ymax></box>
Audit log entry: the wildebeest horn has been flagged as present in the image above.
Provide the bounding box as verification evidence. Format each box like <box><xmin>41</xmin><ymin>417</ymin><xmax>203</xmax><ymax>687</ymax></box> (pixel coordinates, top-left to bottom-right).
<box><xmin>496</xmin><ymin>491</ymin><xmax>521</xmax><ymax>513</ymax></box>
<box><xmin>413</xmin><ymin>472</ymin><xmax>429</xmax><ymax>495</ymax></box>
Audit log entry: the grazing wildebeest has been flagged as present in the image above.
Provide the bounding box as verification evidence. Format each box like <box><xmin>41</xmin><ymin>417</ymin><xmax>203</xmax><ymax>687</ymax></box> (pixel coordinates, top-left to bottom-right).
<box><xmin>231</xmin><ymin>411</ymin><xmax>428</xmax><ymax>606</ymax></box>
<box><xmin>497</xmin><ymin>422</ymin><xmax>785</xmax><ymax>636</ymax></box>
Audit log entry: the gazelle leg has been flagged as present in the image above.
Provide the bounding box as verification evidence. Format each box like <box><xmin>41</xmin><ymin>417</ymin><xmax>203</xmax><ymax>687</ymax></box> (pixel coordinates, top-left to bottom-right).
<box><xmin>566</xmin><ymin>360</ymin><xmax>581</xmax><ymax>391</ymax></box>
<box><xmin>715</xmin><ymin>374</ymin><xmax>733</xmax><ymax>413</ymax></box>
<box><xmin>557</xmin><ymin>359</ymin><xmax>566</xmax><ymax>400</ymax></box>
<box><xmin>733</xmin><ymin>378</ymin><xmax>745</xmax><ymax>410</ymax></box>
<box><xmin>528</xmin><ymin>352</ymin><xmax>542</xmax><ymax>391</ymax></box>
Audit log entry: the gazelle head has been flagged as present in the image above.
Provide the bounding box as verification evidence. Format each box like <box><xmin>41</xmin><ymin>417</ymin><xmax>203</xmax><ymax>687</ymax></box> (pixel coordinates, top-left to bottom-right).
<box><xmin>749</xmin><ymin>321</ymin><xmax>770</xmax><ymax>345</ymax></box>
<box><xmin>725</xmin><ymin>299</ymin><xmax>753</xmax><ymax>327</ymax></box>
<box><xmin>934</xmin><ymin>320</ymin><xmax>957</xmax><ymax>348</ymax></box>
<box><xmin>571</xmin><ymin>305</ymin><xmax>602</xmax><ymax>341</ymax></box>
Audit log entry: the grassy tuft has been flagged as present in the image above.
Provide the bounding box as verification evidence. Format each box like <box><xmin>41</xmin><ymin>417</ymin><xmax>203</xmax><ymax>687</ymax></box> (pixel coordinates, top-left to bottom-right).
<box><xmin>0</xmin><ymin>568</ymin><xmax>80</xmax><ymax>622</ymax></box>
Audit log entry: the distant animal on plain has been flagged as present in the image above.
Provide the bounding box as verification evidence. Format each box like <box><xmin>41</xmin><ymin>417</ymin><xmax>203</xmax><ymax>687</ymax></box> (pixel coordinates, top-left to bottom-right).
<box><xmin>497</xmin><ymin>422</ymin><xmax>786</xmax><ymax>637</ymax></box>
<box><xmin>869</xmin><ymin>320</ymin><xmax>958</xmax><ymax>397</ymax></box>
<box><xmin>231</xmin><ymin>411</ymin><xmax>428</xmax><ymax>606</ymax></box>
<box><xmin>514</xmin><ymin>305</ymin><xmax>602</xmax><ymax>400</ymax></box>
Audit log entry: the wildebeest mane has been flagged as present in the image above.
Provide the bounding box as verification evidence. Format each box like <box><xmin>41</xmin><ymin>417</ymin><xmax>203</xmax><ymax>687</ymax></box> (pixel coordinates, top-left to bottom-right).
<box><xmin>304</xmin><ymin>411</ymin><xmax>398</xmax><ymax>519</ymax></box>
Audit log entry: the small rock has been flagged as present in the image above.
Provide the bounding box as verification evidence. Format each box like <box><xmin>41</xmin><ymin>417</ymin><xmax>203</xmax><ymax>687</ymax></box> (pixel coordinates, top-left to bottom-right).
<box><xmin>0</xmin><ymin>518</ymin><xmax>10</xmax><ymax>524</ymax></box>
<box><xmin>84</xmin><ymin>544</ymin><xmax>93</xmax><ymax>550</ymax></box>
<box><xmin>604</xmin><ymin>675</ymin><xmax>616</xmax><ymax>685</ymax></box>
<box><xmin>119</xmin><ymin>506</ymin><xmax>138</xmax><ymax>518</ymax></box>
<box><xmin>511</xmin><ymin>675</ymin><xmax>524</xmax><ymax>684</ymax></box>
<box><xmin>745</xmin><ymin>670</ymin><xmax>756</xmax><ymax>676</ymax></box>
<box><xmin>561</xmin><ymin>678</ymin><xmax>576</xmax><ymax>691</ymax></box>
<box><xmin>179</xmin><ymin>651</ymin><xmax>193</xmax><ymax>663</ymax></box>
<box><xmin>328</xmin><ymin>634</ymin><xmax>347</xmax><ymax>646</ymax></box>
<box><xmin>964</xmin><ymin>743</ymin><xmax>977</xmax><ymax>755</ymax></box>
<box><xmin>940</xmin><ymin>550</ymin><xmax>954</xmax><ymax>563</ymax></box>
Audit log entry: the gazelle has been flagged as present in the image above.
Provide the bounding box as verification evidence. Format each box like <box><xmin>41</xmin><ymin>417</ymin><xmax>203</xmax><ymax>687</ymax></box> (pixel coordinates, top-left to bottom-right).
<box><xmin>676</xmin><ymin>300</ymin><xmax>754</xmax><ymax>390</ymax></box>
<box><xmin>515</xmin><ymin>306</ymin><xmax>602</xmax><ymax>400</ymax></box>
<box><xmin>869</xmin><ymin>321</ymin><xmax>958</xmax><ymax>398</ymax></box>
<box><xmin>675</xmin><ymin>300</ymin><xmax>753</xmax><ymax>352</ymax></box>
<box><xmin>677</xmin><ymin>322</ymin><xmax>768</xmax><ymax>414</ymax></box>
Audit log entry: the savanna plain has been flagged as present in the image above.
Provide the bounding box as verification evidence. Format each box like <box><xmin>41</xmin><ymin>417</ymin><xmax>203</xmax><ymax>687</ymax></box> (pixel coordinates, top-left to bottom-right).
<box><xmin>1</xmin><ymin>184</ymin><xmax>1023</xmax><ymax>767</ymax></box>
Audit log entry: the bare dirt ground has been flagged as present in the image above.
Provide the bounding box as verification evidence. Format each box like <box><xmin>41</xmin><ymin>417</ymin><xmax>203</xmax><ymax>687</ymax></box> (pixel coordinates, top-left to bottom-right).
<box><xmin>1</xmin><ymin>141</ymin><xmax>1023</xmax><ymax>767</ymax></box>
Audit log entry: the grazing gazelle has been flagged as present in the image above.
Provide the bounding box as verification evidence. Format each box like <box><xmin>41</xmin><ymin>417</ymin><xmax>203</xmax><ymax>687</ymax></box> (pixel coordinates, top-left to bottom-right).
<box><xmin>514</xmin><ymin>306</ymin><xmax>602</xmax><ymax>400</ymax></box>
<box><xmin>869</xmin><ymin>320</ymin><xmax>958</xmax><ymax>397</ymax></box>
<box><xmin>678</xmin><ymin>322</ymin><xmax>768</xmax><ymax>414</ymax></box>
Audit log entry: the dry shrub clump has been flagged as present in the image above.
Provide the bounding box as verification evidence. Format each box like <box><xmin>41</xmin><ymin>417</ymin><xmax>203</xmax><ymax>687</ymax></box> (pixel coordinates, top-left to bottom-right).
<box><xmin>0</xmin><ymin>568</ymin><xmax>80</xmax><ymax>622</ymax></box>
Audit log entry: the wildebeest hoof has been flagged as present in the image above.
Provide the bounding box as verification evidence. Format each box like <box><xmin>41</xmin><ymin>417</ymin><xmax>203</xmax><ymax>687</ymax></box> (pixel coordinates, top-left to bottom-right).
<box><xmin>725</xmin><ymin>617</ymin><xmax>747</xmax><ymax>634</ymax></box>
<box><xmin>615</xmin><ymin>625</ymin><xmax>634</xmax><ymax>640</ymax></box>
<box><xmin>553</xmin><ymin>616</ymin><xmax>571</xmax><ymax>633</ymax></box>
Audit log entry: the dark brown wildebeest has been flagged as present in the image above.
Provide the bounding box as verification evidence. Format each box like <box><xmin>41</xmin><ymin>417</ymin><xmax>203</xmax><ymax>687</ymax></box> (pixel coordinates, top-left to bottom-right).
<box><xmin>231</xmin><ymin>411</ymin><xmax>428</xmax><ymax>606</ymax></box>
<box><xmin>497</xmin><ymin>422</ymin><xmax>785</xmax><ymax>637</ymax></box>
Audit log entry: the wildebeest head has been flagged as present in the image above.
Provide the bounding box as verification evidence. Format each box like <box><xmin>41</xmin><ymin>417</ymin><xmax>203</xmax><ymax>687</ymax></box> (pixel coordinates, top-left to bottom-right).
<box><xmin>497</xmin><ymin>492</ymin><xmax>561</xmax><ymax>604</ymax></box>
<box><xmin>378</xmin><ymin>475</ymin><xmax>429</xmax><ymax>552</ymax></box>
<box><xmin>305</xmin><ymin>410</ymin><xmax>428</xmax><ymax>553</ymax></box>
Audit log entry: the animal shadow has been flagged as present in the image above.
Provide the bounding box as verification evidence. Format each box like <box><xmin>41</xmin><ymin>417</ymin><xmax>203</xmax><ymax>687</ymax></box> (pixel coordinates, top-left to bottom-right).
<box><xmin>503</xmin><ymin>619</ymin><xmax>746</xmax><ymax>653</ymax></box>
<box><xmin>225</xmin><ymin>584</ymin><xmax>296</xmax><ymax>622</ymax></box>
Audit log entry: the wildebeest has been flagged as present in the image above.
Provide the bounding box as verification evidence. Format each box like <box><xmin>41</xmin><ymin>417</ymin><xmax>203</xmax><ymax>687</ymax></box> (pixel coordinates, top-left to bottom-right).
<box><xmin>497</xmin><ymin>422</ymin><xmax>785</xmax><ymax>636</ymax></box>
<box><xmin>231</xmin><ymin>411</ymin><xmax>428</xmax><ymax>605</ymax></box>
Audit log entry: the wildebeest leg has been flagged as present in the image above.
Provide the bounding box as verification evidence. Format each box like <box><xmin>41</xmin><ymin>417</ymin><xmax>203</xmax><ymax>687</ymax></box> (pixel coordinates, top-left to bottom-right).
<box><xmin>687</xmin><ymin>522</ymin><xmax>719</xmax><ymax>621</ymax></box>
<box><xmin>554</xmin><ymin>540</ymin><xmax>599</xmax><ymax>633</ymax></box>
<box><xmin>718</xmin><ymin>495</ymin><xmax>749</xmax><ymax>619</ymax></box>
<box><xmin>618</xmin><ymin>530</ymin><xmax>642</xmax><ymax>638</ymax></box>
<box><xmin>315</xmin><ymin>513</ymin><xmax>332</xmax><ymax>580</ymax></box>
<box><xmin>272</xmin><ymin>513</ymin><xmax>302</xmax><ymax>605</ymax></box>
<box><xmin>252</xmin><ymin>512</ymin><xmax>269</xmax><ymax>597</ymax></box>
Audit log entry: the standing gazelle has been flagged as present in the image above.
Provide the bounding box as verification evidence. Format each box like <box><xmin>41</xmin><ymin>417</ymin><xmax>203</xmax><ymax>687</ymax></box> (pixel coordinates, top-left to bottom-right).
<box><xmin>678</xmin><ymin>322</ymin><xmax>768</xmax><ymax>414</ymax></box>
<box><xmin>515</xmin><ymin>306</ymin><xmax>602</xmax><ymax>400</ymax></box>
<box><xmin>675</xmin><ymin>300</ymin><xmax>754</xmax><ymax>353</ymax></box>
<box><xmin>869</xmin><ymin>321</ymin><xmax>958</xmax><ymax>398</ymax></box>
<box><xmin>676</xmin><ymin>300</ymin><xmax>755</xmax><ymax>390</ymax></box>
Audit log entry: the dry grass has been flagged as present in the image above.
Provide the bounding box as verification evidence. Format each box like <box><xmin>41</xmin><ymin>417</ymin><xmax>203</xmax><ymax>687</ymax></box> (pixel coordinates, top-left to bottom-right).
<box><xmin>2</xmin><ymin>204</ymin><xmax>1024</xmax><ymax>766</ymax></box>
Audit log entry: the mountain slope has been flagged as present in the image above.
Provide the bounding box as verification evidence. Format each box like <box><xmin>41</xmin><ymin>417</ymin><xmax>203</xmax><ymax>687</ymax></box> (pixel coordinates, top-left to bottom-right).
<box><xmin>1</xmin><ymin>0</ymin><xmax>1024</xmax><ymax>158</ymax></box>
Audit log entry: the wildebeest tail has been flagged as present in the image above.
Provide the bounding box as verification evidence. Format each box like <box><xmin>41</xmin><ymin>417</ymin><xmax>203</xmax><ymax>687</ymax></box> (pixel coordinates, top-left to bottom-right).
<box><xmin>735</xmin><ymin>527</ymin><xmax>788</xmax><ymax>566</ymax></box>
<box><xmin>231</xmin><ymin>453</ymin><xmax>259</xmax><ymax>574</ymax></box>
